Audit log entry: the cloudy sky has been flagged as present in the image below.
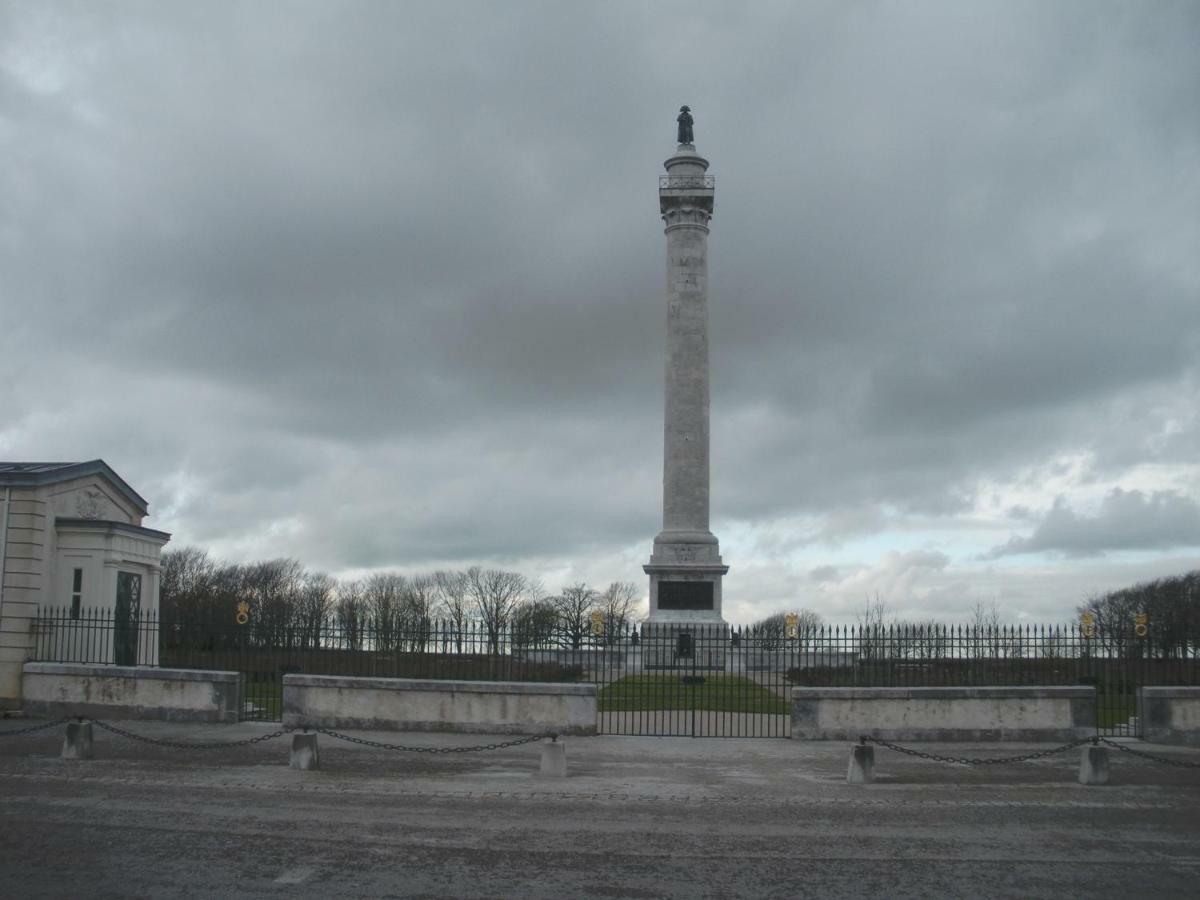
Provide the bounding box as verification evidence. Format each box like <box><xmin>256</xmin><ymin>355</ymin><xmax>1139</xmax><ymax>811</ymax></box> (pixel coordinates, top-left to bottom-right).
<box><xmin>3</xmin><ymin>1</ymin><xmax>1199</xmax><ymax>623</ymax></box>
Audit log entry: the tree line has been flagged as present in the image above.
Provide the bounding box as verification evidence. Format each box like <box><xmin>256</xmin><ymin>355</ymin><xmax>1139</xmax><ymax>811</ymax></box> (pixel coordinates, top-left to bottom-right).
<box><xmin>1078</xmin><ymin>571</ymin><xmax>1200</xmax><ymax>658</ymax></box>
<box><xmin>158</xmin><ymin>547</ymin><xmax>641</xmax><ymax>652</ymax></box>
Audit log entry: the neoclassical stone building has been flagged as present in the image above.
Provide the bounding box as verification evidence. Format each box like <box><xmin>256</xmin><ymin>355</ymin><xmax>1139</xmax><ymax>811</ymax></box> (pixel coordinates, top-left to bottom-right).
<box><xmin>0</xmin><ymin>461</ymin><xmax>170</xmax><ymax>707</ymax></box>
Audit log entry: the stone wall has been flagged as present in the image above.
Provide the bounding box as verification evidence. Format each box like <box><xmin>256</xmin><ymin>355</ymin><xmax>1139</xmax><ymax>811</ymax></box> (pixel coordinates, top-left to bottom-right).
<box><xmin>283</xmin><ymin>675</ymin><xmax>597</xmax><ymax>735</ymax></box>
<box><xmin>791</xmin><ymin>686</ymin><xmax>1095</xmax><ymax>741</ymax></box>
<box><xmin>21</xmin><ymin>662</ymin><xmax>241</xmax><ymax>723</ymax></box>
<box><xmin>1140</xmin><ymin>687</ymin><xmax>1200</xmax><ymax>745</ymax></box>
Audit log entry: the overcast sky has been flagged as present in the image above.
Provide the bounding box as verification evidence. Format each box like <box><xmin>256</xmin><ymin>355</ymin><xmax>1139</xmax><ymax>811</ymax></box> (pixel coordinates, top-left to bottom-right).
<box><xmin>3</xmin><ymin>1</ymin><xmax>1199</xmax><ymax>623</ymax></box>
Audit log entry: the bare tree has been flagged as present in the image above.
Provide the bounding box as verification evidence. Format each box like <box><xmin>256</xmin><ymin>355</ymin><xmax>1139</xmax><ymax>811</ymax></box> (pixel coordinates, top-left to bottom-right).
<box><xmin>243</xmin><ymin>558</ymin><xmax>304</xmax><ymax>648</ymax></box>
<box><xmin>399</xmin><ymin>574</ymin><xmax>437</xmax><ymax>651</ymax></box>
<box><xmin>751</xmin><ymin>612</ymin><xmax>789</xmax><ymax>651</ymax></box>
<box><xmin>794</xmin><ymin>609</ymin><xmax>823</xmax><ymax>649</ymax></box>
<box><xmin>296</xmin><ymin>571</ymin><xmax>335</xmax><ymax>649</ymax></box>
<box><xmin>335</xmin><ymin>579</ymin><xmax>366</xmax><ymax>650</ymax></box>
<box><xmin>159</xmin><ymin>546</ymin><xmax>216</xmax><ymax>625</ymax></box>
<box><xmin>434</xmin><ymin>569</ymin><xmax>471</xmax><ymax>652</ymax></box>
<box><xmin>466</xmin><ymin>567</ymin><xmax>529</xmax><ymax>654</ymax></box>
<box><xmin>551</xmin><ymin>582</ymin><xmax>598</xmax><ymax>649</ymax></box>
<box><xmin>894</xmin><ymin>620</ymin><xmax>949</xmax><ymax>661</ymax></box>
<box><xmin>364</xmin><ymin>572</ymin><xmax>406</xmax><ymax>651</ymax></box>
<box><xmin>970</xmin><ymin>597</ymin><xmax>1005</xmax><ymax>658</ymax></box>
<box><xmin>857</xmin><ymin>593</ymin><xmax>892</xmax><ymax>660</ymax></box>
<box><xmin>597</xmin><ymin>581</ymin><xmax>639</xmax><ymax>646</ymax></box>
<box><xmin>749</xmin><ymin>608</ymin><xmax>824</xmax><ymax>654</ymax></box>
<box><xmin>511</xmin><ymin>599</ymin><xmax>558</xmax><ymax>651</ymax></box>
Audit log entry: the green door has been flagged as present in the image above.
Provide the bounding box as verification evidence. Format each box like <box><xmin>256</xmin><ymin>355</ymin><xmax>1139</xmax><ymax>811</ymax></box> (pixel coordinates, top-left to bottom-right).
<box><xmin>114</xmin><ymin>572</ymin><xmax>142</xmax><ymax>666</ymax></box>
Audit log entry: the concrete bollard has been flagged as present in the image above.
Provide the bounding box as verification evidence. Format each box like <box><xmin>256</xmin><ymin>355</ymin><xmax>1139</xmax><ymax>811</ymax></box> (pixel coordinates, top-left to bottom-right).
<box><xmin>540</xmin><ymin>739</ymin><xmax>567</xmax><ymax>778</ymax></box>
<box><xmin>1078</xmin><ymin>744</ymin><xmax>1109</xmax><ymax>785</ymax></box>
<box><xmin>847</xmin><ymin>743</ymin><xmax>875</xmax><ymax>784</ymax></box>
<box><xmin>62</xmin><ymin>721</ymin><xmax>94</xmax><ymax>760</ymax></box>
<box><xmin>290</xmin><ymin>732</ymin><xmax>319</xmax><ymax>771</ymax></box>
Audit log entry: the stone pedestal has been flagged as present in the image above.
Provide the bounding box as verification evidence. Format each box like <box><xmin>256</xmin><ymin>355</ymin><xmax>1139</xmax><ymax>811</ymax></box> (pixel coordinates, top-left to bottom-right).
<box><xmin>847</xmin><ymin>743</ymin><xmax>875</xmax><ymax>784</ymax></box>
<box><xmin>290</xmin><ymin>732</ymin><xmax>319</xmax><ymax>770</ymax></box>
<box><xmin>1078</xmin><ymin>745</ymin><xmax>1109</xmax><ymax>785</ymax></box>
<box><xmin>62</xmin><ymin>721</ymin><xmax>93</xmax><ymax>760</ymax></box>
<box><xmin>539</xmin><ymin>740</ymin><xmax>567</xmax><ymax>778</ymax></box>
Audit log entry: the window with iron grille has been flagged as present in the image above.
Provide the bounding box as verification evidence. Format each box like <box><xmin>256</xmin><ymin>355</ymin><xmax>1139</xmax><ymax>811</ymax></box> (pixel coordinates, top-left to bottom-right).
<box><xmin>70</xmin><ymin>568</ymin><xmax>82</xmax><ymax>619</ymax></box>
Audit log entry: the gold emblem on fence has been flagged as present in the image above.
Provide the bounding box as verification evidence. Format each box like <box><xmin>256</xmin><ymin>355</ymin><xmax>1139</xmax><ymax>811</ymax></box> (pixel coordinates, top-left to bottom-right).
<box><xmin>590</xmin><ymin>611</ymin><xmax>605</xmax><ymax>636</ymax></box>
<box><xmin>1134</xmin><ymin>612</ymin><xmax>1148</xmax><ymax>637</ymax></box>
<box><xmin>235</xmin><ymin>601</ymin><xmax>250</xmax><ymax>626</ymax></box>
<box><xmin>1079</xmin><ymin>611</ymin><xmax>1096</xmax><ymax>638</ymax></box>
<box><xmin>785</xmin><ymin>612</ymin><xmax>799</xmax><ymax>639</ymax></box>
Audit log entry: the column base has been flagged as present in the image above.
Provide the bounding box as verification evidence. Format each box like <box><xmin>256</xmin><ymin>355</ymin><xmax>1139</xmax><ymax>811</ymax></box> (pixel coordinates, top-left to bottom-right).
<box><xmin>640</xmin><ymin>620</ymin><xmax>729</xmax><ymax>671</ymax></box>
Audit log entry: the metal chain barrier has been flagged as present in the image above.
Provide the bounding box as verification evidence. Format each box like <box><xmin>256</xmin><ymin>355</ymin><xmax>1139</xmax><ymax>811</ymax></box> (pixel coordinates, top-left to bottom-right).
<box><xmin>860</xmin><ymin>735</ymin><xmax>1092</xmax><ymax>766</ymax></box>
<box><xmin>1099</xmin><ymin>737</ymin><xmax>1200</xmax><ymax>769</ymax></box>
<box><xmin>314</xmin><ymin>728</ymin><xmax>556</xmax><ymax>754</ymax></box>
<box><xmin>91</xmin><ymin>719</ymin><xmax>291</xmax><ymax>750</ymax></box>
<box><xmin>0</xmin><ymin>717</ymin><xmax>69</xmax><ymax>737</ymax></box>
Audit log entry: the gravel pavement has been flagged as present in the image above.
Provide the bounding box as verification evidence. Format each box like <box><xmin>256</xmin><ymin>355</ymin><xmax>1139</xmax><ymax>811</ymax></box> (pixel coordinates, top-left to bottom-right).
<box><xmin>2</xmin><ymin>719</ymin><xmax>1199</xmax><ymax>898</ymax></box>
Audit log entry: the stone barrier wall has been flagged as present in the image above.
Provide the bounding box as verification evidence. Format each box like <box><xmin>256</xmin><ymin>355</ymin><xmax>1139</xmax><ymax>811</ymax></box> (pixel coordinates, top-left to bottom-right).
<box><xmin>791</xmin><ymin>686</ymin><xmax>1095</xmax><ymax>741</ymax></box>
<box><xmin>1140</xmin><ymin>687</ymin><xmax>1200</xmax><ymax>745</ymax></box>
<box><xmin>283</xmin><ymin>675</ymin><xmax>597</xmax><ymax>735</ymax></box>
<box><xmin>21</xmin><ymin>662</ymin><xmax>242</xmax><ymax>723</ymax></box>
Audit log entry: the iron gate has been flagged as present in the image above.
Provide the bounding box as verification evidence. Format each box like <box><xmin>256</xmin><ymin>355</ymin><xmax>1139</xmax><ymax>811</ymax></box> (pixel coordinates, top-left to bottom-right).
<box><xmin>594</xmin><ymin>624</ymin><xmax>791</xmax><ymax>737</ymax></box>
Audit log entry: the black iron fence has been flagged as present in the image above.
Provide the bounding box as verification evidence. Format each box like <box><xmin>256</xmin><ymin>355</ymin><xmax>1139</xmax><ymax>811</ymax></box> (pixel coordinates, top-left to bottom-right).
<box><xmin>30</xmin><ymin>608</ymin><xmax>1200</xmax><ymax>735</ymax></box>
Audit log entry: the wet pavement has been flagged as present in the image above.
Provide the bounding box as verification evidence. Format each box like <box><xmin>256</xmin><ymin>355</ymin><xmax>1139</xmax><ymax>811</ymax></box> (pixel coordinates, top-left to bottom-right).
<box><xmin>1</xmin><ymin>720</ymin><xmax>1198</xmax><ymax>898</ymax></box>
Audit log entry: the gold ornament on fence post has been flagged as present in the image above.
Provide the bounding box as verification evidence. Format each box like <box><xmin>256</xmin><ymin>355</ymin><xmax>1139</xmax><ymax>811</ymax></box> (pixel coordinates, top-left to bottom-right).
<box><xmin>590</xmin><ymin>611</ymin><xmax>605</xmax><ymax>637</ymax></box>
<box><xmin>235</xmin><ymin>601</ymin><xmax>250</xmax><ymax>626</ymax></box>
<box><xmin>1134</xmin><ymin>612</ymin><xmax>1148</xmax><ymax>638</ymax></box>
<box><xmin>784</xmin><ymin>612</ymin><xmax>799</xmax><ymax>639</ymax></box>
<box><xmin>1079</xmin><ymin>611</ymin><xmax>1096</xmax><ymax>639</ymax></box>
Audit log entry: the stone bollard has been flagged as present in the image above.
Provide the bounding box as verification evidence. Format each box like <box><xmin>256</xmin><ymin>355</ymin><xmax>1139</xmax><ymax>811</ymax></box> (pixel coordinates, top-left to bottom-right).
<box><xmin>290</xmin><ymin>731</ymin><xmax>319</xmax><ymax>771</ymax></box>
<box><xmin>540</xmin><ymin>739</ymin><xmax>567</xmax><ymax>778</ymax></box>
<box><xmin>847</xmin><ymin>742</ymin><xmax>875</xmax><ymax>784</ymax></box>
<box><xmin>1078</xmin><ymin>744</ymin><xmax>1109</xmax><ymax>786</ymax></box>
<box><xmin>62</xmin><ymin>721</ymin><xmax>94</xmax><ymax>760</ymax></box>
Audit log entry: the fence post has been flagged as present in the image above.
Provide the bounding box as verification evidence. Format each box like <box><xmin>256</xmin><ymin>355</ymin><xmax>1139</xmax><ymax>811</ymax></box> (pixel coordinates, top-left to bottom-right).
<box><xmin>540</xmin><ymin>737</ymin><xmax>567</xmax><ymax>777</ymax></box>
<box><xmin>1078</xmin><ymin>741</ymin><xmax>1109</xmax><ymax>785</ymax></box>
<box><xmin>62</xmin><ymin>720</ymin><xmax>94</xmax><ymax>760</ymax></box>
<box><xmin>290</xmin><ymin>731</ymin><xmax>319</xmax><ymax>770</ymax></box>
<box><xmin>847</xmin><ymin>740</ymin><xmax>874</xmax><ymax>784</ymax></box>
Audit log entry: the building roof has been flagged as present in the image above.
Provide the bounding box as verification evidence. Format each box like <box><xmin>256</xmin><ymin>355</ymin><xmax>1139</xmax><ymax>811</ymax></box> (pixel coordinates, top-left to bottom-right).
<box><xmin>0</xmin><ymin>460</ymin><xmax>150</xmax><ymax>515</ymax></box>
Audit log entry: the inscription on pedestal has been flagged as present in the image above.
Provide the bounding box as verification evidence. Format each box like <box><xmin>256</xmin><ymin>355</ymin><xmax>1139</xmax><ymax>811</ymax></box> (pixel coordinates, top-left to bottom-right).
<box><xmin>658</xmin><ymin>581</ymin><xmax>714</xmax><ymax>611</ymax></box>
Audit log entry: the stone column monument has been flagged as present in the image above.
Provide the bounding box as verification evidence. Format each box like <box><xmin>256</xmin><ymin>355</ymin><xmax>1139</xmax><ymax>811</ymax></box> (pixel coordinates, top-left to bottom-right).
<box><xmin>642</xmin><ymin>107</ymin><xmax>729</xmax><ymax>669</ymax></box>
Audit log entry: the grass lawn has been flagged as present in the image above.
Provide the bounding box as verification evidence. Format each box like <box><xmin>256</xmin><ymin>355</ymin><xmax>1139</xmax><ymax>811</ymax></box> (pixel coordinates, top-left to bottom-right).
<box><xmin>599</xmin><ymin>674</ymin><xmax>789</xmax><ymax>714</ymax></box>
<box><xmin>1097</xmin><ymin>693</ymin><xmax>1138</xmax><ymax>729</ymax></box>
<box><xmin>242</xmin><ymin>675</ymin><xmax>282</xmax><ymax>718</ymax></box>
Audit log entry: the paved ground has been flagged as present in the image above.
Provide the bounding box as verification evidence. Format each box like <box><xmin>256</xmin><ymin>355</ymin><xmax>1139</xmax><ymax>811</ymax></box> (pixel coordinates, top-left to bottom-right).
<box><xmin>2</xmin><ymin>719</ymin><xmax>1199</xmax><ymax>898</ymax></box>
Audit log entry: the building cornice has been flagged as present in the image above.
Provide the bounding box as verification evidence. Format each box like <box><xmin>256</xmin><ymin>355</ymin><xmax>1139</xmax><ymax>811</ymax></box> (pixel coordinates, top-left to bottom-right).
<box><xmin>54</xmin><ymin>517</ymin><xmax>171</xmax><ymax>543</ymax></box>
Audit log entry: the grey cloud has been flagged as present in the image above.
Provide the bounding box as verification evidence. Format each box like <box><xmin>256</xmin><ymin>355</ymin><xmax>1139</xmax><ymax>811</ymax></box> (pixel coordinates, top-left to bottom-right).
<box><xmin>809</xmin><ymin>565</ymin><xmax>840</xmax><ymax>584</ymax></box>
<box><xmin>986</xmin><ymin>489</ymin><xmax>1200</xmax><ymax>559</ymax></box>
<box><xmin>3</xmin><ymin>2</ymin><xmax>1200</xmax><ymax>616</ymax></box>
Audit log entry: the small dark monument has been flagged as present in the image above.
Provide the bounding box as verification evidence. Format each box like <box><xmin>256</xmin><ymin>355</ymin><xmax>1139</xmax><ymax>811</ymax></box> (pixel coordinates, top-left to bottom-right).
<box><xmin>676</xmin><ymin>105</ymin><xmax>694</xmax><ymax>144</ymax></box>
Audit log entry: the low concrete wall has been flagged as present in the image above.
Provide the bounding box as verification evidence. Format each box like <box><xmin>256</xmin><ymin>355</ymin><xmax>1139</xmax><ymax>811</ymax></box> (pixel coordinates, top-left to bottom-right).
<box><xmin>1140</xmin><ymin>687</ymin><xmax>1200</xmax><ymax>745</ymax></box>
<box><xmin>791</xmin><ymin>686</ymin><xmax>1095</xmax><ymax>741</ymax></box>
<box><xmin>283</xmin><ymin>675</ymin><xmax>597</xmax><ymax>735</ymax></box>
<box><xmin>744</xmin><ymin>651</ymin><xmax>857</xmax><ymax>672</ymax></box>
<box><xmin>21</xmin><ymin>662</ymin><xmax>242</xmax><ymax>724</ymax></box>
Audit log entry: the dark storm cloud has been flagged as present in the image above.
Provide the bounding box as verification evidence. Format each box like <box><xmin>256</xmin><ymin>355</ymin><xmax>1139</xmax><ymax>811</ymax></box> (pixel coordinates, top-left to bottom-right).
<box><xmin>985</xmin><ymin>489</ymin><xmax>1200</xmax><ymax>559</ymax></box>
<box><xmin>3</xmin><ymin>1</ymin><xmax>1199</xmax><ymax>611</ymax></box>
